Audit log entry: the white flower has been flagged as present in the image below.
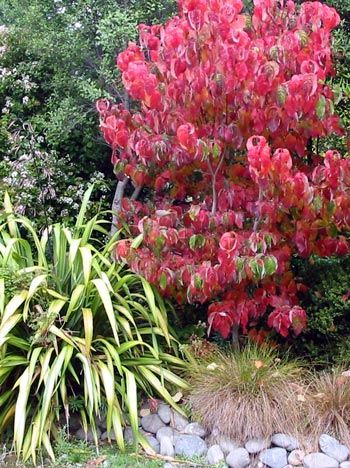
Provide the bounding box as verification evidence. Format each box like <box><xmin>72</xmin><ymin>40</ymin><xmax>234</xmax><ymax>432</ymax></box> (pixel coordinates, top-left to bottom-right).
<box><xmin>22</xmin><ymin>96</ymin><xmax>29</xmax><ymax>105</ymax></box>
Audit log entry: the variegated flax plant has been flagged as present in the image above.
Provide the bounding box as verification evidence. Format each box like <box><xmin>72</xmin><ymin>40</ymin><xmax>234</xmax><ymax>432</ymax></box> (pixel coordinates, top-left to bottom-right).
<box><xmin>0</xmin><ymin>186</ymin><xmax>188</xmax><ymax>463</ymax></box>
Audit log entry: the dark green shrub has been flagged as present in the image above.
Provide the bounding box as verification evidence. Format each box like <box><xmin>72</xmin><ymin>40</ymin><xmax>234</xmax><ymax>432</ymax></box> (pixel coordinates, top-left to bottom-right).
<box><xmin>290</xmin><ymin>256</ymin><xmax>350</xmax><ymax>366</ymax></box>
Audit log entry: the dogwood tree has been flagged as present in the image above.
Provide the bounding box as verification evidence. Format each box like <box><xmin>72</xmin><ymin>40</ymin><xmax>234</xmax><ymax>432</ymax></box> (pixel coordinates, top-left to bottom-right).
<box><xmin>97</xmin><ymin>0</ymin><xmax>348</xmax><ymax>342</ymax></box>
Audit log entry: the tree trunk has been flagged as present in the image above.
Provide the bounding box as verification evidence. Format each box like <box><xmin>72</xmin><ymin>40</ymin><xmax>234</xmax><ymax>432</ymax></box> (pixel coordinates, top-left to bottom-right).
<box><xmin>110</xmin><ymin>178</ymin><xmax>128</xmax><ymax>237</ymax></box>
<box><xmin>231</xmin><ymin>324</ymin><xmax>240</xmax><ymax>350</ymax></box>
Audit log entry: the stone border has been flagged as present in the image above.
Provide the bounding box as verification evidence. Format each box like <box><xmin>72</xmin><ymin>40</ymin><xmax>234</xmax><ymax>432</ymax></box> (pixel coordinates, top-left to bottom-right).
<box><xmin>71</xmin><ymin>402</ymin><xmax>350</xmax><ymax>468</ymax></box>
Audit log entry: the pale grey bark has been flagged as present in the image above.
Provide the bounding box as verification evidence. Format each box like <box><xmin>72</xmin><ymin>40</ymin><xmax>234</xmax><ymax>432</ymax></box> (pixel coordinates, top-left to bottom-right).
<box><xmin>110</xmin><ymin>178</ymin><xmax>143</xmax><ymax>236</ymax></box>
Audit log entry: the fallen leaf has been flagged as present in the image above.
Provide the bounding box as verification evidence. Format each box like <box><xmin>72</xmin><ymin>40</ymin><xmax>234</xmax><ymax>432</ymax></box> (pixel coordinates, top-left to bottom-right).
<box><xmin>336</xmin><ymin>376</ymin><xmax>346</xmax><ymax>387</ymax></box>
<box><xmin>140</xmin><ymin>408</ymin><xmax>151</xmax><ymax>417</ymax></box>
<box><xmin>254</xmin><ymin>360</ymin><xmax>266</xmax><ymax>369</ymax></box>
<box><xmin>172</xmin><ymin>391</ymin><xmax>183</xmax><ymax>402</ymax></box>
<box><xmin>86</xmin><ymin>456</ymin><xmax>107</xmax><ymax>466</ymax></box>
<box><xmin>149</xmin><ymin>397</ymin><xmax>159</xmax><ymax>413</ymax></box>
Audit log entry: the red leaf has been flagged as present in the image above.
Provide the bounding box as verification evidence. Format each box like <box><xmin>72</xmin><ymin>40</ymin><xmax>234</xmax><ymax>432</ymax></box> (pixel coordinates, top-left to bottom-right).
<box><xmin>267</xmin><ymin>308</ymin><xmax>291</xmax><ymax>337</ymax></box>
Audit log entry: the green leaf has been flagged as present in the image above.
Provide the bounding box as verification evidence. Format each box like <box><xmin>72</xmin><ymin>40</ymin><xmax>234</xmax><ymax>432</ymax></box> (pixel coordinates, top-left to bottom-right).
<box><xmin>123</xmin><ymin>367</ymin><xmax>143</xmax><ymax>451</ymax></box>
<box><xmin>80</xmin><ymin>246</ymin><xmax>93</xmax><ymax>286</ymax></box>
<box><xmin>82</xmin><ymin>308</ymin><xmax>93</xmax><ymax>356</ymax></box>
<box><xmin>38</xmin><ymin>349</ymin><xmax>67</xmax><ymax>445</ymax></box>
<box><xmin>92</xmin><ymin>279</ymin><xmax>120</xmax><ymax>346</ymax></box>
<box><xmin>140</xmin><ymin>278</ymin><xmax>170</xmax><ymax>346</ymax></box>
<box><xmin>49</xmin><ymin>325</ymin><xmax>77</xmax><ymax>348</ymax></box>
<box><xmin>264</xmin><ymin>255</ymin><xmax>278</xmax><ymax>275</ymax></box>
<box><xmin>327</xmin><ymin>200</ymin><xmax>336</xmax><ymax>216</ymax></box>
<box><xmin>189</xmin><ymin>234</ymin><xmax>205</xmax><ymax>249</ymax></box>
<box><xmin>212</xmin><ymin>142</ymin><xmax>221</xmax><ymax>159</ymax></box>
<box><xmin>295</xmin><ymin>29</ymin><xmax>309</xmax><ymax>47</ymax></box>
<box><xmin>316</xmin><ymin>95</ymin><xmax>326</xmax><ymax>120</ymax></box>
<box><xmin>76</xmin><ymin>353</ymin><xmax>97</xmax><ymax>415</ymax></box>
<box><xmin>159</xmin><ymin>272</ymin><xmax>167</xmax><ymax>290</ymax></box>
<box><xmin>249</xmin><ymin>258</ymin><xmax>265</xmax><ymax>279</ymax></box>
<box><xmin>131</xmin><ymin>233</ymin><xmax>143</xmax><ymax>248</ymax></box>
<box><xmin>329</xmin><ymin>223</ymin><xmax>338</xmax><ymax>238</ymax></box>
<box><xmin>65</xmin><ymin>284</ymin><xmax>85</xmax><ymax>320</ymax></box>
<box><xmin>1</xmin><ymin>290</ymin><xmax>26</xmax><ymax>322</ymax></box>
<box><xmin>14</xmin><ymin>367</ymin><xmax>33</xmax><ymax>454</ymax></box>
<box><xmin>137</xmin><ymin>366</ymin><xmax>185</xmax><ymax>414</ymax></box>
<box><xmin>75</xmin><ymin>184</ymin><xmax>95</xmax><ymax>230</ymax></box>
<box><xmin>277</xmin><ymin>85</ymin><xmax>287</xmax><ymax>106</ymax></box>
<box><xmin>194</xmin><ymin>274</ymin><xmax>203</xmax><ymax>289</ymax></box>
<box><xmin>23</xmin><ymin>274</ymin><xmax>47</xmax><ymax>320</ymax></box>
<box><xmin>0</xmin><ymin>314</ymin><xmax>22</xmax><ymax>347</ymax></box>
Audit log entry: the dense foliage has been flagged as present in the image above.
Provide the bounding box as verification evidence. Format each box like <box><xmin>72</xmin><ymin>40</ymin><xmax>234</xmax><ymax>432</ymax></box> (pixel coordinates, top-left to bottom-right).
<box><xmin>0</xmin><ymin>0</ymin><xmax>177</xmax><ymax>225</ymax></box>
<box><xmin>97</xmin><ymin>0</ymin><xmax>350</xmax><ymax>341</ymax></box>
<box><xmin>288</xmin><ymin>256</ymin><xmax>350</xmax><ymax>365</ymax></box>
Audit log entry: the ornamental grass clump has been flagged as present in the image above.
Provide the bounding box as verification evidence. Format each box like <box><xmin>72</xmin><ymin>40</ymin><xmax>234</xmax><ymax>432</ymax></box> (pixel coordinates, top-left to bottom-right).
<box><xmin>187</xmin><ymin>341</ymin><xmax>307</xmax><ymax>443</ymax></box>
<box><xmin>306</xmin><ymin>368</ymin><xmax>350</xmax><ymax>447</ymax></box>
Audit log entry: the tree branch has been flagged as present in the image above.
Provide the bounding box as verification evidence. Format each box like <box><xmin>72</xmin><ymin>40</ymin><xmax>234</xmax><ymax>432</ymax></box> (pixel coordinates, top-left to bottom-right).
<box><xmin>110</xmin><ymin>177</ymin><xmax>129</xmax><ymax>236</ymax></box>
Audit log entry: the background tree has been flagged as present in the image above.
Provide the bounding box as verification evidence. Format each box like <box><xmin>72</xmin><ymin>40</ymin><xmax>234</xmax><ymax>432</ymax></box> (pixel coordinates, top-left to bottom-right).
<box><xmin>0</xmin><ymin>0</ymin><xmax>177</xmax><ymax>224</ymax></box>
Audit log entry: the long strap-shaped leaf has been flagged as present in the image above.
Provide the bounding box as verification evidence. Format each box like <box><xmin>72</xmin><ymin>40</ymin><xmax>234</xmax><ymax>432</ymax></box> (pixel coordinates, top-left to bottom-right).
<box><xmin>91</xmin><ymin>279</ymin><xmax>120</xmax><ymax>346</ymax></box>
<box><xmin>14</xmin><ymin>346</ymin><xmax>42</xmax><ymax>456</ymax></box>
<box><xmin>38</xmin><ymin>348</ymin><xmax>69</xmax><ymax>446</ymax></box>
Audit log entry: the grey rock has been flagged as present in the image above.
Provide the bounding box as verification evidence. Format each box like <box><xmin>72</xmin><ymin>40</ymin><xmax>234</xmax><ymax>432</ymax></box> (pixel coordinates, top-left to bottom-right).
<box><xmin>259</xmin><ymin>447</ymin><xmax>288</xmax><ymax>468</ymax></box>
<box><xmin>288</xmin><ymin>449</ymin><xmax>305</xmax><ymax>466</ymax></box>
<box><xmin>122</xmin><ymin>413</ymin><xmax>141</xmax><ymax>427</ymax></box>
<box><xmin>340</xmin><ymin>463</ymin><xmax>350</xmax><ymax>468</ymax></box>
<box><xmin>207</xmin><ymin>444</ymin><xmax>225</xmax><ymax>465</ymax></box>
<box><xmin>141</xmin><ymin>414</ymin><xmax>166</xmax><ymax>434</ymax></box>
<box><xmin>173</xmin><ymin>412</ymin><xmax>189</xmax><ymax>432</ymax></box>
<box><xmin>156</xmin><ymin>426</ymin><xmax>180</xmax><ymax>443</ymax></box>
<box><xmin>271</xmin><ymin>433</ymin><xmax>299</xmax><ymax>451</ymax></box>
<box><xmin>96</xmin><ymin>414</ymin><xmax>107</xmax><ymax>430</ymax></box>
<box><xmin>145</xmin><ymin>435</ymin><xmax>160</xmax><ymax>453</ymax></box>
<box><xmin>101</xmin><ymin>429</ymin><xmax>117</xmax><ymax>441</ymax></box>
<box><xmin>304</xmin><ymin>452</ymin><xmax>339</xmax><ymax>468</ymax></box>
<box><xmin>174</xmin><ymin>434</ymin><xmax>207</xmax><ymax>457</ymax></box>
<box><xmin>163</xmin><ymin>463</ymin><xmax>174</xmax><ymax>468</ymax></box>
<box><xmin>75</xmin><ymin>426</ymin><xmax>101</xmax><ymax>442</ymax></box>
<box><xmin>226</xmin><ymin>448</ymin><xmax>250</xmax><ymax>468</ymax></box>
<box><xmin>319</xmin><ymin>434</ymin><xmax>349</xmax><ymax>463</ymax></box>
<box><xmin>158</xmin><ymin>404</ymin><xmax>172</xmax><ymax>424</ymax></box>
<box><xmin>217</xmin><ymin>436</ymin><xmax>240</xmax><ymax>454</ymax></box>
<box><xmin>66</xmin><ymin>414</ymin><xmax>82</xmax><ymax>432</ymax></box>
<box><xmin>184</xmin><ymin>422</ymin><xmax>207</xmax><ymax>437</ymax></box>
<box><xmin>124</xmin><ymin>426</ymin><xmax>135</xmax><ymax>443</ymax></box>
<box><xmin>160</xmin><ymin>436</ymin><xmax>175</xmax><ymax>457</ymax></box>
<box><xmin>245</xmin><ymin>438</ymin><xmax>271</xmax><ymax>454</ymax></box>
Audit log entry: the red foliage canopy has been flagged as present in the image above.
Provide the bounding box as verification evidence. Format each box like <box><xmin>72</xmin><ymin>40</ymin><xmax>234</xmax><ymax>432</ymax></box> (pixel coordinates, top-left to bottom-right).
<box><xmin>97</xmin><ymin>0</ymin><xmax>347</xmax><ymax>339</ymax></box>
